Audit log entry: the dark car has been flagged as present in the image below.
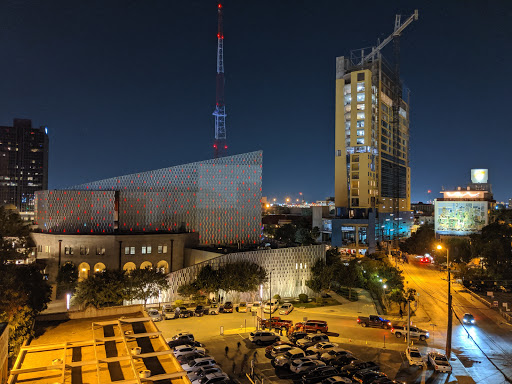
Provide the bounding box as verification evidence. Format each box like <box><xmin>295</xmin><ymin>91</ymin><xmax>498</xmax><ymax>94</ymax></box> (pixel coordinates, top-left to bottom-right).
<box><xmin>265</xmin><ymin>341</ymin><xmax>294</xmax><ymax>356</ymax></box>
<box><xmin>289</xmin><ymin>331</ymin><xmax>308</xmax><ymax>344</ymax></box>
<box><xmin>195</xmin><ymin>305</ymin><xmax>207</xmax><ymax>317</ymax></box>
<box><xmin>177</xmin><ymin>351</ymin><xmax>207</xmax><ymax>364</ymax></box>
<box><xmin>339</xmin><ymin>361</ymin><xmax>379</xmax><ymax>376</ymax></box>
<box><xmin>221</xmin><ymin>302</ymin><xmax>233</xmax><ymax>313</ymax></box>
<box><xmin>352</xmin><ymin>370</ymin><xmax>386</xmax><ymax>384</ymax></box>
<box><xmin>462</xmin><ymin>313</ymin><xmax>476</xmax><ymax>325</ymax></box>
<box><xmin>301</xmin><ymin>366</ymin><xmax>340</xmax><ymax>384</ymax></box>
<box><xmin>177</xmin><ymin>306</ymin><xmax>194</xmax><ymax>318</ymax></box>
<box><xmin>328</xmin><ymin>354</ymin><xmax>358</xmax><ymax>367</ymax></box>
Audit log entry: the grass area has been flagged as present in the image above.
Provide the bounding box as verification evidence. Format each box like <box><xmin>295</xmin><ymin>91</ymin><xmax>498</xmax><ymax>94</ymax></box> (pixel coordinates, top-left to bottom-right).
<box><xmin>290</xmin><ymin>297</ymin><xmax>340</xmax><ymax>308</ymax></box>
<box><xmin>336</xmin><ymin>287</ymin><xmax>359</xmax><ymax>302</ymax></box>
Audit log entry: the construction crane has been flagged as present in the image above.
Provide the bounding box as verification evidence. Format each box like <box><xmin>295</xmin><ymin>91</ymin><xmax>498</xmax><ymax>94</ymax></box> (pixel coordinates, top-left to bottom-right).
<box><xmin>360</xmin><ymin>10</ymin><xmax>418</xmax><ymax>65</ymax></box>
<box><xmin>213</xmin><ymin>2</ymin><xmax>227</xmax><ymax>158</ymax></box>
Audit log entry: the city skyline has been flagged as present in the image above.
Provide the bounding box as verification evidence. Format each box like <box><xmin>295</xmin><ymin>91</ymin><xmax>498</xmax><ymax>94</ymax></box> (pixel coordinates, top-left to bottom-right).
<box><xmin>1</xmin><ymin>1</ymin><xmax>511</xmax><ymax>203</ymax></box>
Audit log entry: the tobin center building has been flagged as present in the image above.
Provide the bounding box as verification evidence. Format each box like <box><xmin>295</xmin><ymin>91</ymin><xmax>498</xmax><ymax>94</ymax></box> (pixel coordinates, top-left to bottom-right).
<box><xmin>35</xmin><ymin>151</ymin><xmax>262</xmax><ymax>246</ymax></box>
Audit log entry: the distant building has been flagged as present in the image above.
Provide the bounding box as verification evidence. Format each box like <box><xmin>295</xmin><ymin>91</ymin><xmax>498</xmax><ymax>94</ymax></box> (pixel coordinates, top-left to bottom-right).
<box><xmin>0</xmin><ymin>119</ymin><xmax>49</xmax><ymax>220</ymax></box>
<box><xmin>434</xmin><ymin>169</ymin><xmax>495</xmax><ymax>238</ymax></box>
<box><xmin>411</xmin><ymin>202</ymin><xmax>434</xmax><ymax>215</ymax></box>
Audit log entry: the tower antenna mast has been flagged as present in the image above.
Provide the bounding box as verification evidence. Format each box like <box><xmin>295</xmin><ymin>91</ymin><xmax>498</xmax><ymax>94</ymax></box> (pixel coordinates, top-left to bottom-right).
<box><xmin>213</xmin><ymin>2</ymin><xmax>227</xmax><ymax>158</ymax></box>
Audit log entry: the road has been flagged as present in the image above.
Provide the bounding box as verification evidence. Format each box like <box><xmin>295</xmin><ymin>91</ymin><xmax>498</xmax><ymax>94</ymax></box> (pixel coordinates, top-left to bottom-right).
<box><xmin>400</xmin><ymin>257</ymin><xmax>512</xmax><ymax>384</ymax></box>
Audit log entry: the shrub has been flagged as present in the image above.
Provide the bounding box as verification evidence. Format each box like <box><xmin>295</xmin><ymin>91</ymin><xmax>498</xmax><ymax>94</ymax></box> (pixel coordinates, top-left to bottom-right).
<box><xmin>298</xmin><ymin>293</ymin><xmax>308</xmax><ymax>303</ymax></box>
<box><xmin>273</xmin><ymin>294</ymin><xmax>281</xmax><ymax>302</ymax></box>
<box><xmin>174</xmin><ymin>299</ymin><xmax>184</xmax><ymax>307</ymax></box>
<box><xmin>316</xmin><ymin>296</ymin><xmax>325</xmax><ymax>306</ymax></box>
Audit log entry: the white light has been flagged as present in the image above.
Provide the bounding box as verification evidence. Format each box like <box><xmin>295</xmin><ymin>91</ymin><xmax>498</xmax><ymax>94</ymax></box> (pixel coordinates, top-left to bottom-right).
<box><xmin>259</xmin><ymin>284</ymin><xmax>263</xmax><ymax>299</ymax></box>
<box><xmin>383</xmin><ymin>284</ymin><xmax>387</xmax><ymax>289</ymax></box>
<box><xmin>66</xmin><ymin>293</ymin><xmax>71</xmax><ymax>311</ymax></box>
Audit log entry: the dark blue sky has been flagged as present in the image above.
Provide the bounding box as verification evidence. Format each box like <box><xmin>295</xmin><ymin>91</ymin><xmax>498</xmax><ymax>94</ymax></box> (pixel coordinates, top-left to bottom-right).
<box><xmin>1</xmin><ymin>0</ymin><xmax>511</xmax><ymax>203</ymax></box>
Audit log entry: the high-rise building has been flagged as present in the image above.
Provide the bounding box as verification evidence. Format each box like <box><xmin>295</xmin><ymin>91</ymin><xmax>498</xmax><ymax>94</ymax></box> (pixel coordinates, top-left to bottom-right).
<box><xmin>330</xmin><ymin>54</ymin><xmax>413</xmax><ymax>254</ymax></box>
<box><xmin>0</xmin><ymin>119</ymin><xmax>49</xmax><ymax>219</ymax></box>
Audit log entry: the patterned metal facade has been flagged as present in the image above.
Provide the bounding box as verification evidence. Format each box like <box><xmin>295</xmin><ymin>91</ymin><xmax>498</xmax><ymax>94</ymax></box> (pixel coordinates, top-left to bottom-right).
<box><xmin>35</xmin><ymin>151</ymin><xmax>263</xmax><ymax>245</ymax></box>
<box><xmin>167</xmin><ymin>245</ymin><xmax>326</xmax><ymax>301</ymax></box>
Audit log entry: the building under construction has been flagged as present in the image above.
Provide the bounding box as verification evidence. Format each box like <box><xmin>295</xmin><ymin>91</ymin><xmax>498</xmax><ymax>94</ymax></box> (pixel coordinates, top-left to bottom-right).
<box><xmin>327</xmin><ymin>11</ymin><xmax>418</xmax><ymax>255</ymax></box>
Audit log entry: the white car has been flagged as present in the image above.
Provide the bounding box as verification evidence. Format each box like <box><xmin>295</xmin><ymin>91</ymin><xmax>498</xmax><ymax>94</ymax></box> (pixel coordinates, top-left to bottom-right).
<box><xmin>289</xmin><ymin>358</ymin><xmax>325</xmax><ymax>374</ymax></box>
<box><xmin>428</xmin><ymin>352</ymin><xmax>452</xmax><ymax>372</ymax></box>
<box><xmin>173</xmin><ymin>345</ymin><xmax>206</xmax><ymax>358</ymax></box>
<box><xmin>192</xmin><ymin>372</ymin><xmax>229</xmax><ymax>384</ymax></box>
<box><xmin>296</xmin><ymin>334</ymin><xmax>329</xmax><ymax>348</ymax></box>
<box><xmin>406</xmin><ymin>347</ymin><xmax>423</xmax><ymax>366</ymax></box>
<box><xmin>251</xmin><ymin>301</ymin><xmax>261</xmax><ymax>313</ymax></box>
<box><xmin>187</xmin><ymin>366</ymin><xmax>223</xmax><ymax>381</ymax></box>
<box><xmin>209</xmin><ymin>304</ymin><xmax>220</xmax><ymax>315</ymax></box>
<box><xmin>319</xmin><ymin>347</ymin><xmax>353</xmax><ymax>362</ymax></box>
<box><xmin>162</xmin><ymin>307</ymin><xmax>177</xmax><ymax>320</ymax></box>
<box><xmin>263</xmin><ymin>299</ymin><xmax>279</xmax><ymax>314</ymax></box>
<box><xmin>270</xmin><ymin>344</ymin><xmax>294</xmax><ymax>358</ymax></box>
<box><xmin>279</xmin><ymin>303</ymin><xmax>294</xmax><ymax>315</ymax></box>
<box><xmin>249</xmin><ymin>331</ymin><xmax>279</xmax><ymax>344</ymax></box>
<box><xmin>147</xmin><ymin>308</ymin><xmax>162</xmax><ymax>322</ymax></box>
<box><xmin>306</xmin><ymin>342</ymin><xmax>339</xmax><ymax>356</ymax></box>
<box><xmin>274</xmin><ymin>348</ymin><xmax>309</xmax><ymax>368</ymax></box>
<box><xmin>182</xmin><ymin>357</ymin><xmax>217</xmax><ymax>373</ymax></box>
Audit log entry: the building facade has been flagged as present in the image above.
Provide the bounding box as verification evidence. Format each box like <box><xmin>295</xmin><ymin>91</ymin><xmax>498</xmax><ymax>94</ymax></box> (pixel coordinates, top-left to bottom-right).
<box><xmin>331</xmin><ymin>54</ymin><xmax>413</xmax><ymax>254</ymax></box>
<box><xmin>35</xmin><ymin>151</ymin><xmax>262</xmax><ymax>246</ymax></box>
<box><xmin>167</xmin><ymin>245</ymin><xmax>326</xmax><ymax>301</ymax></box>
<box><xmin>32</xmin><ymin>232</ymin><xmax>198</xmax><ymax>282</ymax></box>
<box><xmin>0</xmin><ymin>119</ymin><xmax>49</xmax><ymax>219</ymax></box>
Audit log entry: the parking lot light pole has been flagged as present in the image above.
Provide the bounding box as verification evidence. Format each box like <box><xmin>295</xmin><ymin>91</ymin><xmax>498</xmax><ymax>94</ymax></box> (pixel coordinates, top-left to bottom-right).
<box><xmin>437</xmin><ymin>244</ymin><xmax>452</xmax><ymax>358</ymax></box>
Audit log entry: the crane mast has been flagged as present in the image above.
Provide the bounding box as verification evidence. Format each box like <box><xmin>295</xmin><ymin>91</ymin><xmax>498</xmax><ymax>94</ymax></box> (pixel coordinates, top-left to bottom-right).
<box><xmin>213</xmin><ymin>2</ymin><xmax>227</xmax><ymax>158</ymax></box>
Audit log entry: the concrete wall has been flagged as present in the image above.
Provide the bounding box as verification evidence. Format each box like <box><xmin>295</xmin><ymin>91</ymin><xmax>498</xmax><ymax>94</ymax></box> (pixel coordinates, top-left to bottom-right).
<box><xmin>31</xmin><ymin>232</ymin><xmax>198</xmax><ymax>282</ymax></box>
<box><xmin>183</xmin><ymin>249</ymin><xmax>222</xmax><ymax>267</ymax></box>
<box><xmin>36</xmin><ymin>304</ymin><xmax>144</xmax><ymax>322</ymax></box>
<box><xmin>168</xmin><ymin>245</ymin><xmax>326</xmax><ymax>302</ymax></box>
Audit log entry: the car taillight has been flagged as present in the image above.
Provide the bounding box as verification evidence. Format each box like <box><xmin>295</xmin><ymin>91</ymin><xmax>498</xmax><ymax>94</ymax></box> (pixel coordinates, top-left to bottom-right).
<box><xmin>357</xmin><ymin>319</ymin><xmax>360</xmax><ymax>322</ymax></box>
<box><xmin>435</xmin><ymin>365</ymin><xmax>438</xmax><ymax>370</ymax></box>
<box><xmin>391</xmin><ymin>328</ymin><xmax>394</xmax><ymax>332</ymax></box>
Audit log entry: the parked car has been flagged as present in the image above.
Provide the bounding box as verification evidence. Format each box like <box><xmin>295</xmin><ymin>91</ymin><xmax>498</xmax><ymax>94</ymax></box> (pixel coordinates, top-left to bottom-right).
<box><xmin>263</xmin><ymin>299</ymin><xmax>279</xmax><ymax>314</ymax></box>
<box><xmin>221</xmin><ymin>302</ymin><xmax>233</xmax><ymax>313</ymax></box>
<box><xmin>405</xmin><ymin>347</ymin><xmax>423</xmax><ymax>366</ymax></box>
<box><xmin>427</xmin><ymin>352</ymin><xmax>452</xmax><ymax>372</ymax></box>
<box><xmin>279</xmin><ymin>303</ymin><xmax>294</xmax><ymax>315</ymax></box>
<box><xmin>195</xmin><ymin>305</ymin><xmax>207</xmax><ymax>317</ymax></box>
<box><xmin>251</xmin><ymin>301</ymin><xmax>261</xmax><ymax>313</ymax></box>
<box><xmin>163</xmin><ymin>306</ymin><xmax>177</xmax><ymax>320</ymax></box>
<box><xmin>307</xmin><ymin>342</ymin><xmax>339</xmax><ymax>356</ymax></box>
<box><xmin>265</xmin><ymin>341</ymin><xmax>294</xmax><ymax>356</ymax></box>
<box><xmin>167</xmin><ymin>332</ymin><xmax>195</xmax><ymax>349</ymax></box>
<box><xmin>352</xmin><ymin>370</ymin><xmax>387</xmax><ymax>384</ymax></box>
<box><xmin>209</xmin><ymin>304</ymin><xmax>220</xmax><ymax>315</ymax></box>
<box><xmin>148</xmin><ymin>308</ymin><xmax>162</xmax><ymax>322</ymax></box>
<box><xmin>296</xmin><ymin>334</ymin><xmax>330</xmax><ymax>349</ymax></box>
<box><xmin>177</xmin><ymin>306</ymin><xmax>193</xmax><ymax>318</ymax></box>
<box><xmin>320</xmin><ymin>347</ymin><xmax>353</xmax><ymax>363</ymax></box>
<box><xmin>182</xmin><ymin>357</ymin><xmax>217</xmax><ymax>373</ymax></box>
<box><xmin>188</xmin><ymin>366</ymin><xmax>223</xmax><ymax>382</ymax></box>
<box><xmin>338</xmin><ymin>361</ymin><xmax>379</xmax><ymax>376</ymax></box>
<box><xmin>259</xmin><ymin>317</ymin><xmax>294</xmax><ymax>332</ymax></box>
<box><xmin>238</xmin><ymin>302</ymin><xmax>248</xmax><ymax>312</ymax></box>
<box><xmin>289</xmin><ymin>358</ymin><xmax>325</xmax><ymax>374</ymax></box>
<box><xmin>328</xmin><ymin>354</ymin><xmax>358</xmax><ymax>367</ymax></box>
<box><xmin>178</xmin><ymin>352</ymin><xmax>207</xmax><ymax>365</ymax></box>
<box><xmin>192</xmin><ymin>372</ymin><xmax>229</xmax><ymax>384</ymax></box>
<box><xmin>270</xmin><ymin>344</ymin><xmax>295</xmax><ymax>358</ymax></box>
<box><xmin>356</xmin><ymin>315</ymin><xmax>392</xmax><ymax>329</ymax></box>
<box><xmin>289</xmin><ymin>331</ymin><xmax>308</xmax><ymax>345</ymax></box>
<box><xmin>462</xmin><ymin>313</ymin><xmax>476</xmax><ymax>325</ymax></box>
<box><xmin>273</xmin><ymin>347</ymin><xmax>311</xmax><ymax>368</ymax></box>
<box><xmin>173</xmin><ymin>345</ymin><xmax>206</xmax><ymax>358</ymax></box>
<box><xmin>321</xmin><ymin>376</ymin><xmax>352</xmax><ymax>384</ymax></box>
<box><xmin>249</xmin><ymin>330</ymin><xmax>279</xmax><ymax>345</ymax></box>
<box><xmin>301</xmin><ymin>366</ymin><xmax>340</xmax><ymax>384</ymax></box>
<box><xmin>391</xmin><ymin>325</ymin><xmax>429</xmax><ymax>341</ymax></box>
<box><xmin>295</xmin><ymin>320</ymin><xmax>329</xmax><ymax>334</ymax></box>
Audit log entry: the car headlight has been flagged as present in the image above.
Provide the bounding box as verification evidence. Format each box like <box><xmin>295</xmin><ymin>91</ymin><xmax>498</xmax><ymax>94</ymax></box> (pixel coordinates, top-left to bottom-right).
<box><xmin>471</xmin><ymin>320</ymin><xmax>475</xmax><ymax>323</ymax></box>
<box><xmin>426</xmin><ymin>332</ymin><xmax>430</xmax><ymax>337</ymax></box>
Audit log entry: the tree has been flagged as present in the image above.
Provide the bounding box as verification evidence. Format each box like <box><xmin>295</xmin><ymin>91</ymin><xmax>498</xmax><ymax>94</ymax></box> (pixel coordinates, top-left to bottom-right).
<box><xmin>399</xmin><ymin>224</ymin><xmax>435</xmax><ymax>255</ymax></box>
<box><xmin>470</xmin><ymin>222</ymin><xmax>512</xmax><ymax>279</ymax></box>
<box><xmin>56</xmin><ymin>262</ymin><xmax>79</xmax><ymax>298</ymax></box>
<box><xmin>73</xmin><ymin>270</ymin><xmax>127</xmax><ymax>308</ymax></box>
<box><xmin>128</xmin><ymin>267</ymin><xmax>170</xmax><ymax>307</ymax></box>
<box><xmin>295</xmin><ymin>227</ymin><xmax>315</xmax><ymax>246</ymax></box>
<box><xmin>177</xmin><ymin>282</ymin><xmax>200</xmax><ymax>297</ymax></box>
<box><xmin>275</xmin><ymin>224</ymin><xmax>296</xmax><ymax>244</ymax></box>
<box><xmin>0</xmin><ymin>206</ymin><xmax>32</xmax><ymax>263</ymax></box>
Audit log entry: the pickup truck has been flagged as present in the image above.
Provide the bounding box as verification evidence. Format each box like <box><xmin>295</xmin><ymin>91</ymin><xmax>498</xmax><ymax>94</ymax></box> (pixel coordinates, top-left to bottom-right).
<box><xmin>260</xmin><ymin>317</ymin><xmax>294</xmax><ymax>331</ymax></box>
<box><xmin>391</xmin><ymin>325</ymin><xmax>429</xmax><ymax>341</ymax></box>
<box><xmin>357</xmin><ymin>315</ymin><xmax>392</xmax><ymax>329</ymax></box>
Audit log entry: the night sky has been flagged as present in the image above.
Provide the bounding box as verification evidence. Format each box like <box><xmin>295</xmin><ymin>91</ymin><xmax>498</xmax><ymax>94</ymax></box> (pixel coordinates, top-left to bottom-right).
<box><xmin>1</xmin><ymin>1</ymin><xmax>511</xmax><ymax>203</ymax></box>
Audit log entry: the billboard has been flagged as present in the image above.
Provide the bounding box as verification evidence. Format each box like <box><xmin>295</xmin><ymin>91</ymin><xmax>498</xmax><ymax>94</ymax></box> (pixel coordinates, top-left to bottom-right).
<box><xmin>471</xmin><ymin>169</ymin><xmax>488</xmax><ymax>184</ymax></box>
<box><xmin>435</xmin><ymin>200</ymin><xmax>488</xmax><ymax>236</ymax></box>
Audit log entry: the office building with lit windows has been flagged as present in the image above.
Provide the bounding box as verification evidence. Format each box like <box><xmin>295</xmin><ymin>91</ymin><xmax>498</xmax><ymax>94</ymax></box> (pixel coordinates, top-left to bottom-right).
<box><xmin>0</xmin><ymin>119</ymin><xmax>49</xmax><ymax>219</ymax></box>
<box><xmin>328</xmin><ymin>54</ymin><xmax>413</xmax><ymax>254</ymax></box>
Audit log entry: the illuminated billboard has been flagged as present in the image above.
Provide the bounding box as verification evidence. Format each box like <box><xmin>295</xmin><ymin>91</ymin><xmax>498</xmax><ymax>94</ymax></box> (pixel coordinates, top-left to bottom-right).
<box><xmin>435</xmin><ymin>201</ymin><xmax>488</xmax><ymax>236</ymax></box>
<box><xmin>471</xmin><ymin>169</ymin><xmax>488</xmax><ymax>184</ymax></box>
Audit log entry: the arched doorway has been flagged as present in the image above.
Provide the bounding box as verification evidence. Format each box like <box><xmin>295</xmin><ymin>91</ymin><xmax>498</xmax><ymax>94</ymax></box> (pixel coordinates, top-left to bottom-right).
<box><xmin>123</xmin><ymin>262</ymin><xmax>136</xmax><ymax>273</ymax></box>
<box><xmin>156</xmin><ymin>260</ymin><xmax>169</xmax><ymax>273</ymax></box>
<box><xmin>93</xmin><ymin>262</ymin><xmax>106</xmax><ymax>273</ymax></box>
<box><xmin>78</xmin><ymin>262</ymin><xmax>90</xmax><ymax>281</ymax></box>
<box><xmin>140</xmin><ymin>261</ymin><xmax>152</xmax><ymax>270</ymax></box>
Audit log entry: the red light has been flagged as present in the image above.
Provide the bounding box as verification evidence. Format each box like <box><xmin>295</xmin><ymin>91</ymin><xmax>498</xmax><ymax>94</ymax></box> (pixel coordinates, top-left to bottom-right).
<box><xmin>218</xmin><ymin>3</ymin><xmax>222</xmax><ymax>8</ymax></box>
<box><xmin>213</xmin><ymin>144</ymin><xmax>217</xmax><ymax>148</ymax></box>
<box><xmin>224</xmin><ymin>145</ymin><xmax>227</xmax><ymax>149</ymax></box>
<box><xmin>217</xmin><ymin>33</ymin><xmax>220</xmax><ymax>38</ymax></box>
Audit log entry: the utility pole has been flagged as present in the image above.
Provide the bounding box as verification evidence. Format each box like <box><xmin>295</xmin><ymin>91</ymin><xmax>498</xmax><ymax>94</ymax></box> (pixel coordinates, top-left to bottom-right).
<box><xmin>446</xmin><ymin>247</ymin><xmax>452</xmax><ymax>358</ymax></box>
<box><xmin>406</xmin><ymin>299</ymin><xmax>411</xmax><ymax>347</ymax></box>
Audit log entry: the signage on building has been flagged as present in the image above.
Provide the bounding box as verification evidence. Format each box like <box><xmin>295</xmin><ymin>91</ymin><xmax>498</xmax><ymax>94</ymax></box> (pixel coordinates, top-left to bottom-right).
<box><xmin>443</xmin><ymin>191</ymin><xmax>485</xmax><ymax>199</ymax></box>
<box><xmin>471</xmin><ymin>169</ymin><xmax>488</xmax><ymax>184</ymax></box>
<box><xmin>434</xmin><ymin>201</ymin><xmax>488</xmax><ymax>236</ymax></box>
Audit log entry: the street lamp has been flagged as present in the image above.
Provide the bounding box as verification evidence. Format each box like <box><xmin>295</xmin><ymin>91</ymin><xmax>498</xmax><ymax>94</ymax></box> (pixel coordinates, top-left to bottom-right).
<box><xmin>437</xmin><ymin>244</ymin><xmax>452</xmax><ymax>358</ymax></box>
